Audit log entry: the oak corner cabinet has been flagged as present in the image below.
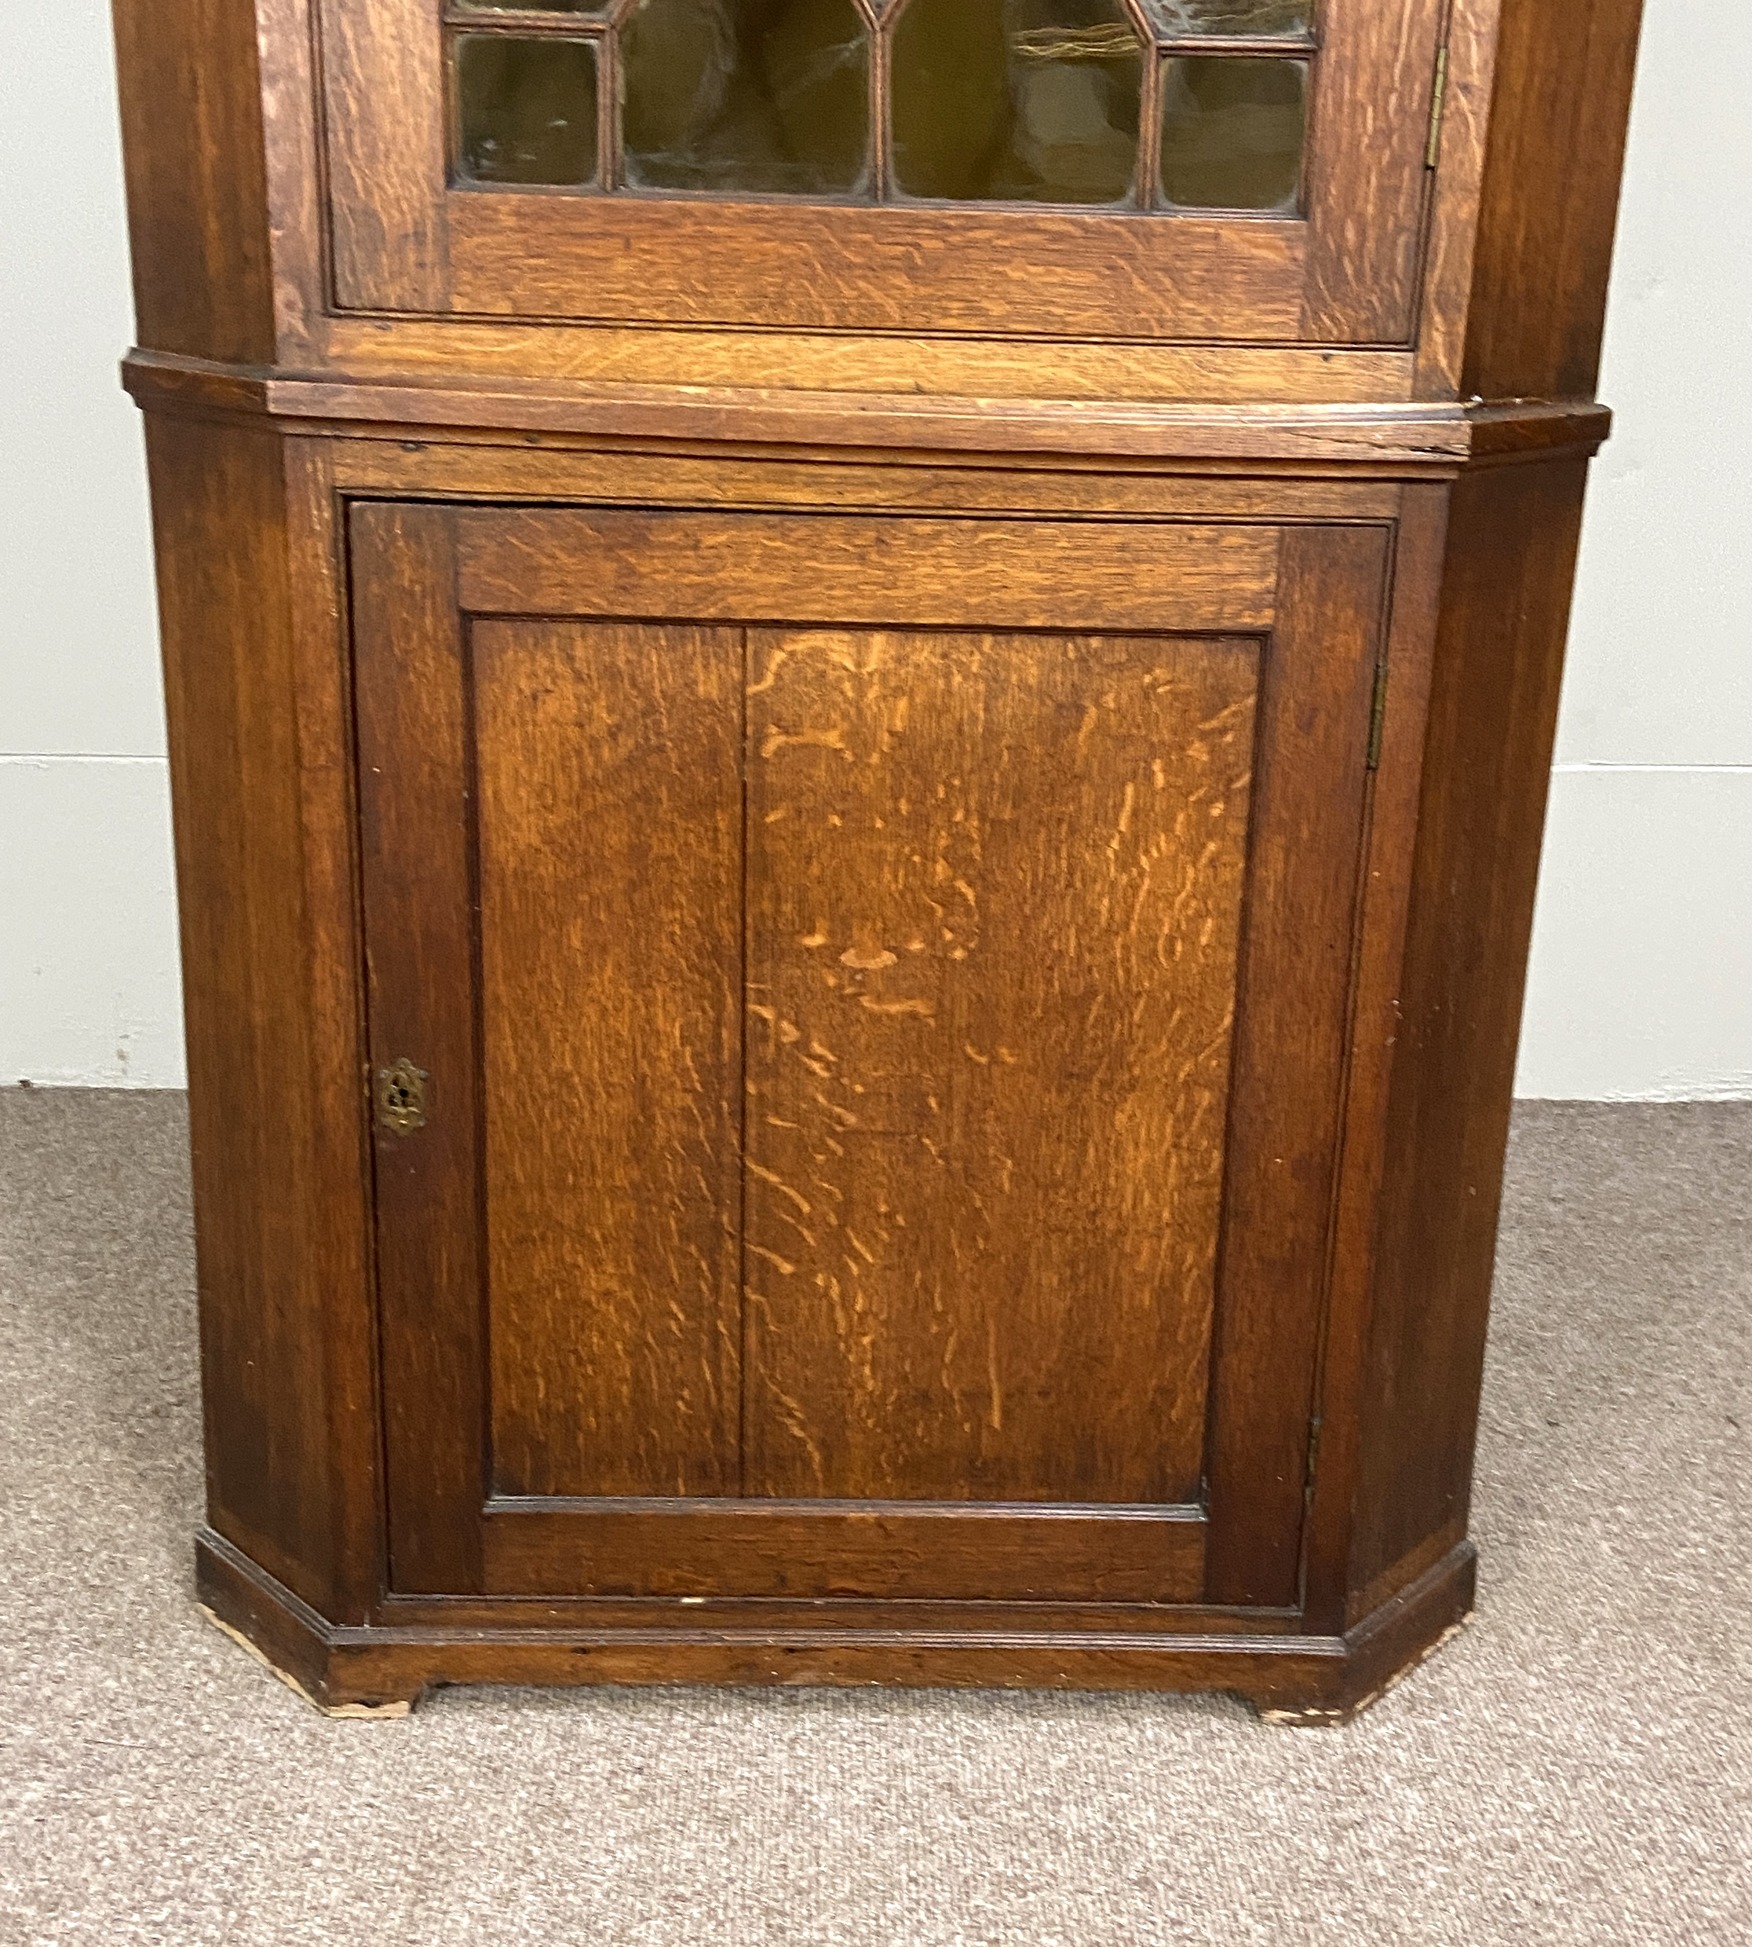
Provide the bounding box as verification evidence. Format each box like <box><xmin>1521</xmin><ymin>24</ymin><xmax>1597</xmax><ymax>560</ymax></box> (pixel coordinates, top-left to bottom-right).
<box><xmin>114</xmin><ymin>0</ymin><xmax>1643</xmax><ymax>1721</ymax></box>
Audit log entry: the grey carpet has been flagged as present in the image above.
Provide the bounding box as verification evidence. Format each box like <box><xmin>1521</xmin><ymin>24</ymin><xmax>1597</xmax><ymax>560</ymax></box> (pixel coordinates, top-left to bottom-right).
<box><xmin>0</xmin><ymin>1091</ymin><xmax>1747</xmax><ymax>1945</ymax></box>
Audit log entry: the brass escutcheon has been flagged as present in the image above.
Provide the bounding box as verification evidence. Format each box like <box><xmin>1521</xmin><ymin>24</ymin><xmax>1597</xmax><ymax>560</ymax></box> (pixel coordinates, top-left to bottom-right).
<box><xmin>375</xmin><ymin>1057</ymin><xmax>429</xmax><ymax>1136</ymax></box>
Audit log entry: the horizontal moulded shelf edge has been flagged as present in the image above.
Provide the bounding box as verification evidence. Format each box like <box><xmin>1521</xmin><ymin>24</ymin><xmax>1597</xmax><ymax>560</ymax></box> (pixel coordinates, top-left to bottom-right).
<box><xmin>122</xmin><ymin>352</ymin><xmax>1613</xmax><ymax>470</ymax></box>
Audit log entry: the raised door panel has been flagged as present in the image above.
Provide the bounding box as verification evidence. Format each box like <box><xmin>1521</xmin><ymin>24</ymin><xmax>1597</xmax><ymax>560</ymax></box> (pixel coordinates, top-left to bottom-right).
<box><xmin>318</xmin><ymin>0</ymin><xmax>1447</xmax><ymax>344</ymax></box>
<box><xmin>352</xmin><ymin>503</ymin><xmax>1387</xmax><ymax>1611</ymax></box>
<box><xmin>474</xmin><ymin>620</ymin><xmax>745</xmax><ymax>1499</ymax></box>
<box><xmin>743</xmin><ymin>625</ymin><xmax>1257</xmax><ymax>1506</ymax></box>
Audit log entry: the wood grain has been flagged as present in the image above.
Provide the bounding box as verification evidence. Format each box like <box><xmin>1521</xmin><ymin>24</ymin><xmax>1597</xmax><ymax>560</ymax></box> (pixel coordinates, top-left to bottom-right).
<box><xmin>317</xmin><ymin>319</ymin><xmax>1419</xmax><ymax>408</ymax></box>
<box><xmin>124</xmin><ymin>350</ymin><xmax>1468</xmax><ymax>466</ymax></box>
<box><xmin>344</xmin><ymin>505</ymin><xmax>1399</xmax><ymax>1614</ymax></box>
<box><xmin>742</xmin><ymin>626</ymin><xmax>1258</xmax><ymax>1506</ymax></box>
<box><xmin>1300</xmin><ymin>0</ymin><xmax>1447</xmax><ymax>341</ymax></box>
<box><xmin>455</xmin><ymin>510</ymin><xmax>1276</xmax><ymax>634</ymax></box>
<box><xmin>197</xmin><ymin>1524</ymin><xmax>1475</xmax><ymax>1719</ymax></box>
<box><xmin>124</xmin><ymin>350</ymin><xmax>1610</xmax><ymax>476</ymax></box>
<box><xmin>322</xmin><ymin>0</ymin><xmax>1445</xmax><ymax>349</ymax></box>
<box><xmin>142</xmin><ymin>427</ymin><xmax>385</xmax><ymax>1628</ymax></box>
<box><xmin>1299</xmin><ymin>483</ymin><xmax>1451</xmax><ymax>1630</ymax></box>
<box><xmin>474</xmin><ymin>622</ymin><xmax>743</xmax><ymax>1498</ymax></box>
<box><xmin>447</xmin><ymin>195</ymin><xmax>1304</xmax><ymax>341</ymax></box>
<box><xmin>120</xmin><ymin>0</ymin><xmax>1646</xmax><ymax>1711</ymax></box>
<box><xmin>147</xmin><ymin>420</ymin><xmax>341</xmax><ymax>1607</ymax></box>
<box><xmin>259</xmin><ymin>373</ymin><xmax>1484</xmax><ymax>466</ymax></box>
<box><xmin>482</xmin><ymin>1500</ymin><xmax>1205</xmax><ymax>1603</ymax></box>
<box><xmin>111</xmin><ymin>0</ymin><xmax>276</xmax><ymax>362</ymax></box>
<box><xmin>1350</xmin><ymin>460</ymin><xmax>1590</xmax><ymax>1601</ymax></box>
<box><xmin>254</xmin><ymin>0</ymin><xmax>328</xmax><ymax>358</ymax></box>
<box><xmin>318</xmin><ymin>0</ymin><xmax>449</xmax><ymax>309</ymax></box>
<box><xmin>1460</xmin><ymin>0</ymin><xmax>1646</xmax><ymax>401</ymax></box>
<box><xmin>324</xmin><ymin>434</ymin><xmax>1403</xmax><ymax>522</ymax></box>
<box><xmin>277</xmin><ymin>438</ymin><xmax>386</xmax><ymax>1619</ymax></box>
<box><xmin>1409</xmin><ymin>0</ymin><xmax>1503</xmax><ymax>399</ymax></box>
<box><xmin>351</xmin><ymin>503</ymin><xmax>486</xmax><ymax>1596</ymax></box>
<box><xmin>1202</xmin><ymin>524</ymin><xmax>1390</xmax><ymax>1608</ymax></box>
<box><xmin>374</xmin><ymin>1585</ymin><xmax>1292</xmax><ymax>1638</ymax></box>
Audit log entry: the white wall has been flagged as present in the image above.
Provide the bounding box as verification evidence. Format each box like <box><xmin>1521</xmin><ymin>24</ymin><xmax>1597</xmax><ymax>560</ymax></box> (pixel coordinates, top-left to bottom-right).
<box><xmin>1514</xmin><ymin>3</ymin><xmax>1752</xmax><ymax>1099</ymax></box>
<box><xmin>1</xmin><ymin>4</ymin><xmax>1746</xmax><ymax>1097</ymax></box>
<box><xmin>0</xmin><ymin>2</ymin><xmax>181</xmax><ymax>1086</ymax></box>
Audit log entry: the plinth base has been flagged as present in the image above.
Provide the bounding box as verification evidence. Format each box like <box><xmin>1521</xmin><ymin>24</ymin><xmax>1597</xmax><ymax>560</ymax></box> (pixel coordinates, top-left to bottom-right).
<box><xmin>194</xmin><ymin>1527</ymin><xmax>1475</xmax><ymax>1726</ymax></box>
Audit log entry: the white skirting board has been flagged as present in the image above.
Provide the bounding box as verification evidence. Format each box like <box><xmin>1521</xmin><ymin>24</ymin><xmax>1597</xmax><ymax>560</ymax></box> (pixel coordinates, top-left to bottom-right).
<box><xmin>1515</xmin><ymin>766</ymin><xmax>1752</xmax><ymax>1102</ymax></box>
<box><xmin>0</xmin><ymin>756</ymin><xmax>184</xmax><ymax>1089</ymax></box>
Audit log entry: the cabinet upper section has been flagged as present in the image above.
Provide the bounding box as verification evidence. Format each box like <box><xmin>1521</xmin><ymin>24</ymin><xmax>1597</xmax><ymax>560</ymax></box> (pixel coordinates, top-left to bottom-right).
<box><xmin>113</xmin><ymin>0</ymin><xmax>1644</xmax><ymax>406</ymax></box>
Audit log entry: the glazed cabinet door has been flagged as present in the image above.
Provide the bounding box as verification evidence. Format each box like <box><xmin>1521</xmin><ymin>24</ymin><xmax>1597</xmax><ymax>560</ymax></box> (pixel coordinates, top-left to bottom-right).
<box><xmin>320</xmin><ymin>1</ymin><xmax>1447</xmax><ymax>343</ymax></box>
<box><xmin>352</xmin><ymin>502</ymin><xmax>1388</xmax><ymax>1610</ymax></box>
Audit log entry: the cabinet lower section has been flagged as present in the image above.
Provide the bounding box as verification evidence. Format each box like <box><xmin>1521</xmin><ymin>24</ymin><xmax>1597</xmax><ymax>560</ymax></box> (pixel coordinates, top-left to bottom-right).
<box><xmin>195</xmin><ymin>1526</ymin><xmax>1477</xmax><ymax>1725</ymax></box>
<box><xmin>138</xmin><ymin>409</ymin><xmax>1594</xmax><ymax>1725</ymax></box>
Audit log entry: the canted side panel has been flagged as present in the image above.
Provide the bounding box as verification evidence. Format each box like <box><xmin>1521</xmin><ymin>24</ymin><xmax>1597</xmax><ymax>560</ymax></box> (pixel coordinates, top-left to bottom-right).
<box><xmin>1350</xmin><ymin>461</ymin><xmax>1589</xmax><ymax>1603</ymax></box>
<box><xmin>112</xmin><ymin>0</ymin><xmax>277</xmax><ymax>361</ymax></box>
<box><xmin>1461</xmin><ymin>0</ymin><xmax>1645</xmax><ymax>400</ymax></box>
<box><xmin>476</xmin><ymin>622</ymin><xmax>744</xmax><ymax>1498</ymax></box>
<box><xmin>148</xmin><ymin>420</ymin><xmax>347</xmax><ymax>1606</ymax></box>
<box><xmin>1294</xmin><ymin>483</ymin><xmax>1451</xmax><ymax>1633</ymax></box>
<box><xmin>743</xmin><ymin>627</ymin><xmax>1258</xmax><ymax>1506</ymax></box>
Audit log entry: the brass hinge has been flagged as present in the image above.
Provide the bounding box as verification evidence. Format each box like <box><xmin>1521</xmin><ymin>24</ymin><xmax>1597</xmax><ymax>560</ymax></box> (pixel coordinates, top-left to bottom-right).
<box><xmin>1366</xmin><ymin>661</ymin><xmax>1390</xmax><ymax>771</ymax></box>
<box><xmin>1426</xmin><ymin>45</ymin><xmax>1450</xmax><ymax>169</ymax></box>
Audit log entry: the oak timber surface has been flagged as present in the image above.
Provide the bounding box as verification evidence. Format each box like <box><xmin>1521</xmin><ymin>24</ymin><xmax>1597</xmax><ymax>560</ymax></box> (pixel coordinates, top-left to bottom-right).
<box><xmin>454</xmin><ymin>511</ymin><xmax>1276</xmax><ymax>634</ymax></box>
<box><xmin>352</xmin><ymin>504</ymin><xmax>486</xmax><ymax>1595</ymax></box>
<box><xmin>345</xmin><ymin>504</ymin><xmax>1397</xmax><ymax>1617</ymax></box>
<box><xmin>111</xmin><ymin>0</ymin><xmax>1649</xmax><ymax>1708</ymax></box>
<box><xmin>478</xmin><ymin>623</ymin><xmax>743</xmax><ymax>1500</ymax></box>
<box><xmin>743</xmin><ymin>627</ymin><xmax>1258</xmax><ymax>1505</ymax></box>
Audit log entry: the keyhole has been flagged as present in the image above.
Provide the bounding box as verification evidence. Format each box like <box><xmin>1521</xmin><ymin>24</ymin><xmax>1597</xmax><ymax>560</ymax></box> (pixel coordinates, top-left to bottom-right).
<box><xmin>376</xmin><ymin>1058</ymin><xmax>429</xmax><ymax>1136</ymax></box>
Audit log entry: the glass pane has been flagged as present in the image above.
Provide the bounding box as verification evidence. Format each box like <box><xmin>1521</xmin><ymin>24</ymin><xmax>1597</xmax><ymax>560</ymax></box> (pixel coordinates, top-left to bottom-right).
<box><xmin>621</xmin><ymin>0</ymin><xmax>871</xmax><ymax>197</ymax></box>
<box><xmin>1158</xmin><ymin>56</ymin><xmax>1305</xmax><ymax>211</ymax></box>
<box><xmin>456</xmin><ymin>36</ymin><xmax>599</xmax><ymax>186</ymax></box>
<box><xmin>892</xmin><ymin>0</ymin><xmax>1143</xmax><ymax>206</ymax></box>
<box><xmin>1140</xmin><ymin>2</ymin><xmax>1312</xmax><ymax>36</ymax></box>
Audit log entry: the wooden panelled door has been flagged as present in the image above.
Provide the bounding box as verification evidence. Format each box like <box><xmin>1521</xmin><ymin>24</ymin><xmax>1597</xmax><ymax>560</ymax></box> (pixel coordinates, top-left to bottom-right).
<box><xmin>352</xmin><ymin>503</ymin><xmax>1389</xmax><ymax>1612</ymax></box>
